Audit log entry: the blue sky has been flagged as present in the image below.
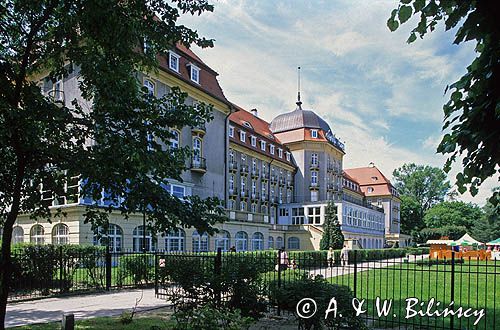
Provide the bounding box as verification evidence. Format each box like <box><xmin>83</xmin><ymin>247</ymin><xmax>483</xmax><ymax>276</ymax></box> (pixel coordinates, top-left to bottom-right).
<box><xmin>181</xmin><ymin>0</ymin><xmax>497</xmax><ymax>205</ymax></box>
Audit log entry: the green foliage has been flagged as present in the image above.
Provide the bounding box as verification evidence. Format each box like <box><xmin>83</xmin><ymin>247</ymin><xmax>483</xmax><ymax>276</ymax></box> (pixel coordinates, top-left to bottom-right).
<box><xmin>173</xmin><ymin>303</ymin><xmax>253</xmax><ymax>330</ymax></box>
<box><xmin>319</xmin><ymin>202</ymin><xmax>344</xmax><ymax>250</ymax></box>
<box><xmin>423</xmin><ymin>201</ymin><xmax>484</xmax><ymax>229</ymax></box>
<box><xmin>269</xmin><ymin>276</ymin><xmax>367</xmax><ymax>330</ymax></box>
<box><xmin>400</xmin><ymin>195</ymin><xmax>425</xmax><ymax>234</ymax></box>
<box><xmin>119</xmin><ymin>311</ymin><xmax>134</xmax><ymax>325</ymax></box>
<box><xmin>388</xmin><ymin>1</ymin><xmax>500</xmax><ymax>205</ymax></box>
<box><xmin>415</xmin><ymin>258</ymin><xmax>464</xmax><ymax>267</ymax></box>
<box><xmin>119</xmin><ymin>254</ymin><xmax>155</xmax><ymax>285</ymax></box>
<box><xmin>470</xmin><ymin>193</ymin><xmax>500</xmax><ymax>242</ymax></box>
<box><xmin>413</xmin><ymin>225</ymin><xmax>467</xmax><ymax>243</ymax></box>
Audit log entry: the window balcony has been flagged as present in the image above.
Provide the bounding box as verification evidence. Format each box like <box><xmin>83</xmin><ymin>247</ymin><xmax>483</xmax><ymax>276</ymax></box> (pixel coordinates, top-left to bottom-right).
<box><xmin>260</xmin><ymin>193</ymin><xmax>267</xmax><ymax>202</ymax></box>
<box><xmin>229</xmin><ymin>161</ymin><xmax>239</xmax><ymax>172</ymax></box>
<box><xmin>309</xmin><ymin>182</ymin><xmax>319</xmax><ymax>190</ymax></box>
<box><xmin>251</xmin><ymin>192</ymin><xmax>260</xmax><ymax>201</ymax></box>
<box><xmin>278</xmin><ymin>177</ymin><xmax>286</xmax><ymax>186</ymax></box>
<box><xmin>269</xmin><ymin>196</ymin><xmax>278</xmax><ymax>205</ymax></box>
<box><xmin>261</xmin><ymin>171</ymin><xmax>269</xmax><ymax>182</ymax></box>
<box><xmin>327</xmin><ymin>163</ymin><xmax>334</xmax><ymax>173</ymax></box>
<box><xmin>240</xmin><ymin>164</ymin><xmax>249</xmax><ymax>175</ymax></box>
<box><xmin>190</xmin><ymin>156</ymin><xmax>206</xmax><ymax>173</ymax></box>
<box><xmin>286</xmin><ymin>180</ymin><xmax>294</xmax><ymax>187</ymax></box>
<box><xmin>191</xmin><ymin>123</ymin><xmax>206</xmax><ymax>135</ymax></box>
<box><xmin>251</xmin><ymin>168</ymin><xmax>260</xmax><ymax>178</ymax></box>
<box><xmin>229</xmin><ymin>187</ymin><xmax>238</xmax><ymax>197</ymax></box>
<box><xmin>240</xmin><ymin>189</ymin><xmax>249</xmax><ymax>199</ymax></box>
<box><xmin>270</xmin><ymin>175</ymin><xmax>278</xmax><ymax>185</ymax></box>
<box><xmin>310</xmin><ymin>162</ymin><xmax>320</xmax><ymax>170</ymax></box>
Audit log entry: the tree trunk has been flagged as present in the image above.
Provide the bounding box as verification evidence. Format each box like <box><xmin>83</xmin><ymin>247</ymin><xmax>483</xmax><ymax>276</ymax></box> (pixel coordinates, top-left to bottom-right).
<box><xmin>0</xmin><ymin>161</ymin><xmax>24</xmax><ymax>329</ymax></box>
<box><xmin>0</xmin><ymin>225</ymin><xmax>14</xmax><ymax>330</ymax></box>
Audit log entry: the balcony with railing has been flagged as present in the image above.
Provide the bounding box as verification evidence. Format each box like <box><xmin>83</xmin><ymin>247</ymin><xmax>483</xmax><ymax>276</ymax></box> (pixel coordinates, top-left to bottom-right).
<box><xmin>310</xmin><ymin>161</ymin><xmax>320</xmax><ymax>170</ymax></box>
<box><xmin>240</xmin><ymin>189</ymin><xmax>249</xmax><ymax>199</ymax></box>
<box><xmin>240</xmin><ymin>164</ymin><xmax>249</xmax><ymax>175</ymax></box>
<box><xmin>190</xmin><ymin>156</ymin><xmax>207</xmax><ymax>173</ymax></box>
<box><xmin>229</xmin><ymin>161</ymin><xmax>239</xmax><ymax>172</ymax></box>
<box><xmin>309</xmin><ymin>182</ymin><xmax>319</xmax><ymax>190</ymax></box>
<box><xmin>228</xmin><ymin>187</ymin><xmax>238</xmax><ymax>197</ymax></box>
<box><xmin>261</xmin><ymin>171</ymin><xmax>269</xmax><ymax>182</ymax></box>
<box><xmin>191</xmin><ymin>123</ymin><xmax>206</xmax><ymax>135</ymax></box>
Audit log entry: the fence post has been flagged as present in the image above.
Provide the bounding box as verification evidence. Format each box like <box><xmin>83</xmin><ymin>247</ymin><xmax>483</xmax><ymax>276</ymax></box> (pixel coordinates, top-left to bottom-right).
<box><xmin>154</xmin><ymin>251</ymin><xmax>158</xmax><ymax>297</ymax></box>
<box><xmin>450</xmin><ymin>251</ymin><xmax>455</xmax><ymax>330</ymax></box>
<box><xmin>353</xmin><ymin>250</ymin><xmax>357</xmax><ymax>298</ymax></box>
<box><xmin>215</xmin><ymin>248</ymin><xmax>222</xmax><ymax>307</ymax></box>
<box><xmin>59</xmin><ymin>246</ymin><xmax>64</xmax><ymax>293</ymax></box>
<box><xmin>277</xmin><ymin>250</ymin><xmax>282</xmax><ymax>316</ymax></box>
<box><xmin>105</xmin><ymin>245</ymin><xmax>111</xmax><ymax>291</ymax></box>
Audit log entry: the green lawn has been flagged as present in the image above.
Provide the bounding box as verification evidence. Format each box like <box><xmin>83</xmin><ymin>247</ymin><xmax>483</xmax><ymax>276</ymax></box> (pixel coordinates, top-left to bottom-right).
<box><xmin>328</xmin><ymin>261</ymin><xmax>499</xmax><ymax>329</ymax></box>
<box><xmin>11</xmin><ymin>316</ymin><xmax>173</xmax><ymax>330</ymax></box>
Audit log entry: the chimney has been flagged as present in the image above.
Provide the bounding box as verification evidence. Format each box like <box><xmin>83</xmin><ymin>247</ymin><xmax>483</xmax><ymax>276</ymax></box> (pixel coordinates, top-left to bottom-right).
<box><xmin>250</xmin><ymin>108</ymin><xmax>258</xmax><ymax>117</ymax></box>
<box><xmin>368</xmin><ymin>162</ymin><xmax>375</xmax><ymax>168</ymax></box>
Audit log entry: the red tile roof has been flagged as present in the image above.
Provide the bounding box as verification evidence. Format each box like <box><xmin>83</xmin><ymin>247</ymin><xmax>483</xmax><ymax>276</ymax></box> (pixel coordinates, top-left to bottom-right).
<box><xmin>156</xmin><ymin>43</ymin><xmax>229</xmax><ymax>105</ymax></box>
<box><xmin>343</xmin><ymin>166</ymin><xmax>397</xmax><ymax>197</ymax></box>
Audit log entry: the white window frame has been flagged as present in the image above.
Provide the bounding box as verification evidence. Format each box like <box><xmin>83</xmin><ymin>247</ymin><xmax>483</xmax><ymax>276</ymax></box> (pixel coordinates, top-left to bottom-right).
<box><xmin>251</xmin><ymin>232</ymin><xmax>264</xmax><ymax>251</ymax></box>
<box><xmin>52</xmin><ymin>223</ymin><xmax>70</xmax><ymax>245</ymax></box>
<box><xmin>240</xmin><ymin>131</ymin><xmax>246</xmax><ymax>142</ymax></box>
<box><xmin>235</xmin><ymin>231</ymin><xmax>248</xmax><ymax>251</ymax></box>
<box><xmin>270</xmin><ymin>144</ymin><xmax>275</xmax><ymax>155</ymax></box>
<box><xmin>278</xmin><ymin>148</ymin><xmax>283</xmax><ymax>158</ymax></box>
<box><xmin>189</xmin><ymin>64</ymin><xmax>200</xmax><ymax>84</ymax></box>
<box><xmin>30</xmin><ymin>225</ymin><xmax>45</xmax><ymax>245</ymax></box>
<box><xmin>143</xmin><ymin>79</ymin><xmax>155</xmax><ymax>96</ymax></box>
<box><xmin>166</xmin><ymin>229</ymin><xmax>185</xmax><ymax>252</ymax></box>
<box><xmin>229</xmin><ymin>126</ymin><xmax>234</xmax><ymax>138</ymax></box>
<box><xmin>12</xmin><ymin>226</ymin><xmax>24</xmax><ymax>244</ymax></box>
<box><xmin>251</xmin><ymin>135</ymin><xmax>257</xmax><ymax>147</ymax></box>
<box><xmin>169</xmin><ymin>51</ymin><xmax>180</xmax><ymax>72</ymax></box>
<box><xmin>311</xmin><ymin>129</ymin><xmax>318</xmax><ymax>138</ymax></box>
<box><xmin>192</xmin><ymin>230</ymin><xmax>209</xmax><ymax>252</ymax></box>
<box><xmin>286</xmin><ymin>152</ymin><xmax>291</xmax><ymax>161</ymax></box>
<box><xmin>260</xmin><ymin>140</ymin><xmax>266</xmax><ymax>151</ymax></box>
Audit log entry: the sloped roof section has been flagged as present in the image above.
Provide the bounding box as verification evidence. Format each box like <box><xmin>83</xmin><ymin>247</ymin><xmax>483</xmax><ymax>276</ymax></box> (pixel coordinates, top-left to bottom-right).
<box><xmin>270</xmin><ymin>108</ymin><xmax>332</xmax><ymax>133</ymax></box>
<box><xmin>230</xmin><ymin>104</ymin><xmax>277</xmax><ymax>141</ymax></box>
<box><xmin>344</xmin><ymin>166</ymin><xmax>397</xmax><ymax>197</ymax></box>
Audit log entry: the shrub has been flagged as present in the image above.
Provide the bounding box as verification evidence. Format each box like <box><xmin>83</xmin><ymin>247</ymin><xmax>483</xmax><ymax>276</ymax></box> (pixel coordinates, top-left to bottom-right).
<box><xmin>415</xmin><ymin>259</ymin><xmax>464</xmax><ymax>266</ymax></box>
<box><xmin>119</xmin><ymin>254</ymin><xmax>154</xmax><ymax>285</ymax></box>
<box><xmin>269</xmin><ymin>275</ymin><xmax>367</xmax><ymax>330</ymax></box>
<box><xmin>173</xmin><ymin>303</ymin><xmax>253</xmax><ymax>330</ymax></box>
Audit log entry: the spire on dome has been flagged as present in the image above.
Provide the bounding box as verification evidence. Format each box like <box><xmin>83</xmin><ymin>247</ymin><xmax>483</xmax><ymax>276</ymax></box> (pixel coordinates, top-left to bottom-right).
<box><xmin>296</xmin><ymin>66</ymin><xmax>302</xmax><ymax>110</ymax></box>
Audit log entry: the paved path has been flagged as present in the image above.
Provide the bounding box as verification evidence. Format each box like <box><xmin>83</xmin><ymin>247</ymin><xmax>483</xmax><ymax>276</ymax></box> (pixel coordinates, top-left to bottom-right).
<box><xmin>308</xmin><ymin>254</ymin><xmax>429</xmax><ymax>279</ymax></box>
<box><xmin>6</xmin><ymin>288</ymin><xmax>168</xmax><ymax>328</ymax></box>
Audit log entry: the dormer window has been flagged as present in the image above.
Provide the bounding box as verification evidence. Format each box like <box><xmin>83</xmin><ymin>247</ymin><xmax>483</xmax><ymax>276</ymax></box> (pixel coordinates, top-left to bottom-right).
<box><xmin>189</xmin><ymin>64</ymin><xmax>200</xmax><ymax>84</ymax></box>
<box><xmin>260</xmin><ymin>140</ymin><xmax>266</xmax><ymax>151</ymax></box>
<box><xmin>286</xmin><ymin>152</ymin><xmax>291</xmax><ymax>161</ymax></box>
<box><xmin>228</xmin><ymin>126</ymin><xmax>234</xmax><ymax>138</ymax></box>
<box><xmin>367</xmin><ymin>187</ymin><xmax>374</xmax><ymax>193</ymax></box>
<box><xmin>251</xmin><ymin>136</ymin><xmax>257</xmax><ymax>147</ymax></box>
<box><xmin>269</xmin><ymin>145</ymin><xmax>275</xmax><ymax>155</ymax></box>
<box><xmin>169</xmin><ymin>51</ymin><xmax>180</xmax><ymax>72</ymax></box>
<box><xmin>243</xmin><ymin>122</ymin><xmax>253</xmax><ymax>129</ymax></box>
<box><xmin>371</xmin><ymin>176</ymin><xmax>378</xmax><ymax>181</ymax></box>
<box><xmin>278</xmin><ymin>148</ymin><xmax>283</xmax><ymax>158</ymax></box>
<box><xmin>311</xmin><ymin>129</ymin><xmax>318</xmax><ymax>138</ymax></box>
<box><xmin>240</xmin><ymin>131</ymin><xmax>246</xmax><ymax>143</ymax></box>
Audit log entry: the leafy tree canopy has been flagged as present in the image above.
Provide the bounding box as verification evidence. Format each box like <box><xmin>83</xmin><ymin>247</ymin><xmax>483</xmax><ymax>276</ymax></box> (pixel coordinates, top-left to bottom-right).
<box><xmin>399</xmin><ymin>195</ymin><xmax>425</xmax><ymax>234</ymax></box>
<box><xmin>423</xmin><ymin>201</ymin><xmax>483</xmax><ymax>230</ymax></box>
<box><xmin>393</xmin><ymin>163</ymin><xmax>451</xmax><ymax>213</ymax></box>
<box><xmin>0</xmin><ymin>0</ymin><xmax>224</xmax><ymax>325</ymax></box>
<box><xmin>388</xmin><ymin>0</ymin><xmax>500</xmax><ymax>205</ymax></box>
<box><xmin>320</xmin><ymin>202</ymin><xmax>344</xmax><ymax>250</ymax></box>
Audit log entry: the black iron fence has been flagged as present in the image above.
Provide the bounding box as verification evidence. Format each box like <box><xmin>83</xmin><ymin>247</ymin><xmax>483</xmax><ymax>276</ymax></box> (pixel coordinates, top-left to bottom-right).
<box><xmin>8</xmin><ymin>246</ymin><xmax>155</xmax><ymax>301</ymax></box>
<box><xmin>7</xmin><ymin>247</ymin><xmax>499</xmax><ymax>329</ymax></box>
<box><xmin>155</xmin><ymin>250</ymin><xmax>498</xmax><ymax>330</ymax></box>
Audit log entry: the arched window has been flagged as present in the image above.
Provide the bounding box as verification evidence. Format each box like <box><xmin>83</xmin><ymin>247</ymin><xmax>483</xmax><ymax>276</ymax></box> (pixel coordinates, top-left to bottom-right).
<box><xmin>133</xmin><ymin>226</ymin><xmax>155</xmax><ymax>252</ymax></box>
<box><xmin>143</xmin><ymin>79</ymin><xmax>155</xmax><ymax>95</ymax></box>
<box><xmin>30</xmin><ymin>225</ymin><xmax>45</xmax><ymax>245</ymax></box>
<box><xmin>192</xmin><ymin>230</ymin><xmax>209</xmax><ymax>252</ymax></box>
<box><xmin>235</xmin><ymin>231</ymin><xmax>248</xmax><ymax>251</ymax></box>
<box><xmin>52</xmin><ymin>223</ymin><xmax>69</xmax><ymax>245</ymax></box>
<box><xmin>251</xmin><ymin>232</ymin><xmax>264</xmax><ymax>251</ymax></box>
<box><xmin>192</xmin><ymin>137</ymin><xmax>202</xmax><ymax>161</ymax></box>
<box><xmin>268</xmin><ymin>236</ymin><xmax>274</xmax><ymax>249</ymax></box>
<box><xmin>215</xmin><ymin>230</ymin><xmax>230</xmax><ymax>252</ymax></box>
<box><xmin>166</xmin><ymin>229</ymin><xmax>185</xmax><ymax>252</ymax></box>
<box><xmin>12</xmin><ymin>226</ymin><xmax>24</xmax><ymax>244</ymax></box>
<box><xmin>276</xmin><ymin>236</ymin><xmax>284</xmax><ymax>249</ymax></box>
<box><xmin>93</xmin><ymin>224</ymin><xmax>123</xmax><ymax>252</ymax></box>
<box><xmin>170</xmin><ymin>130</ymin><xmax>180</xmax><ymax>149</ymax></box>
<box><xmin>287</xmin><ymin>237</ymin><xmax>300</xmax><ymax>250</ymax></box>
